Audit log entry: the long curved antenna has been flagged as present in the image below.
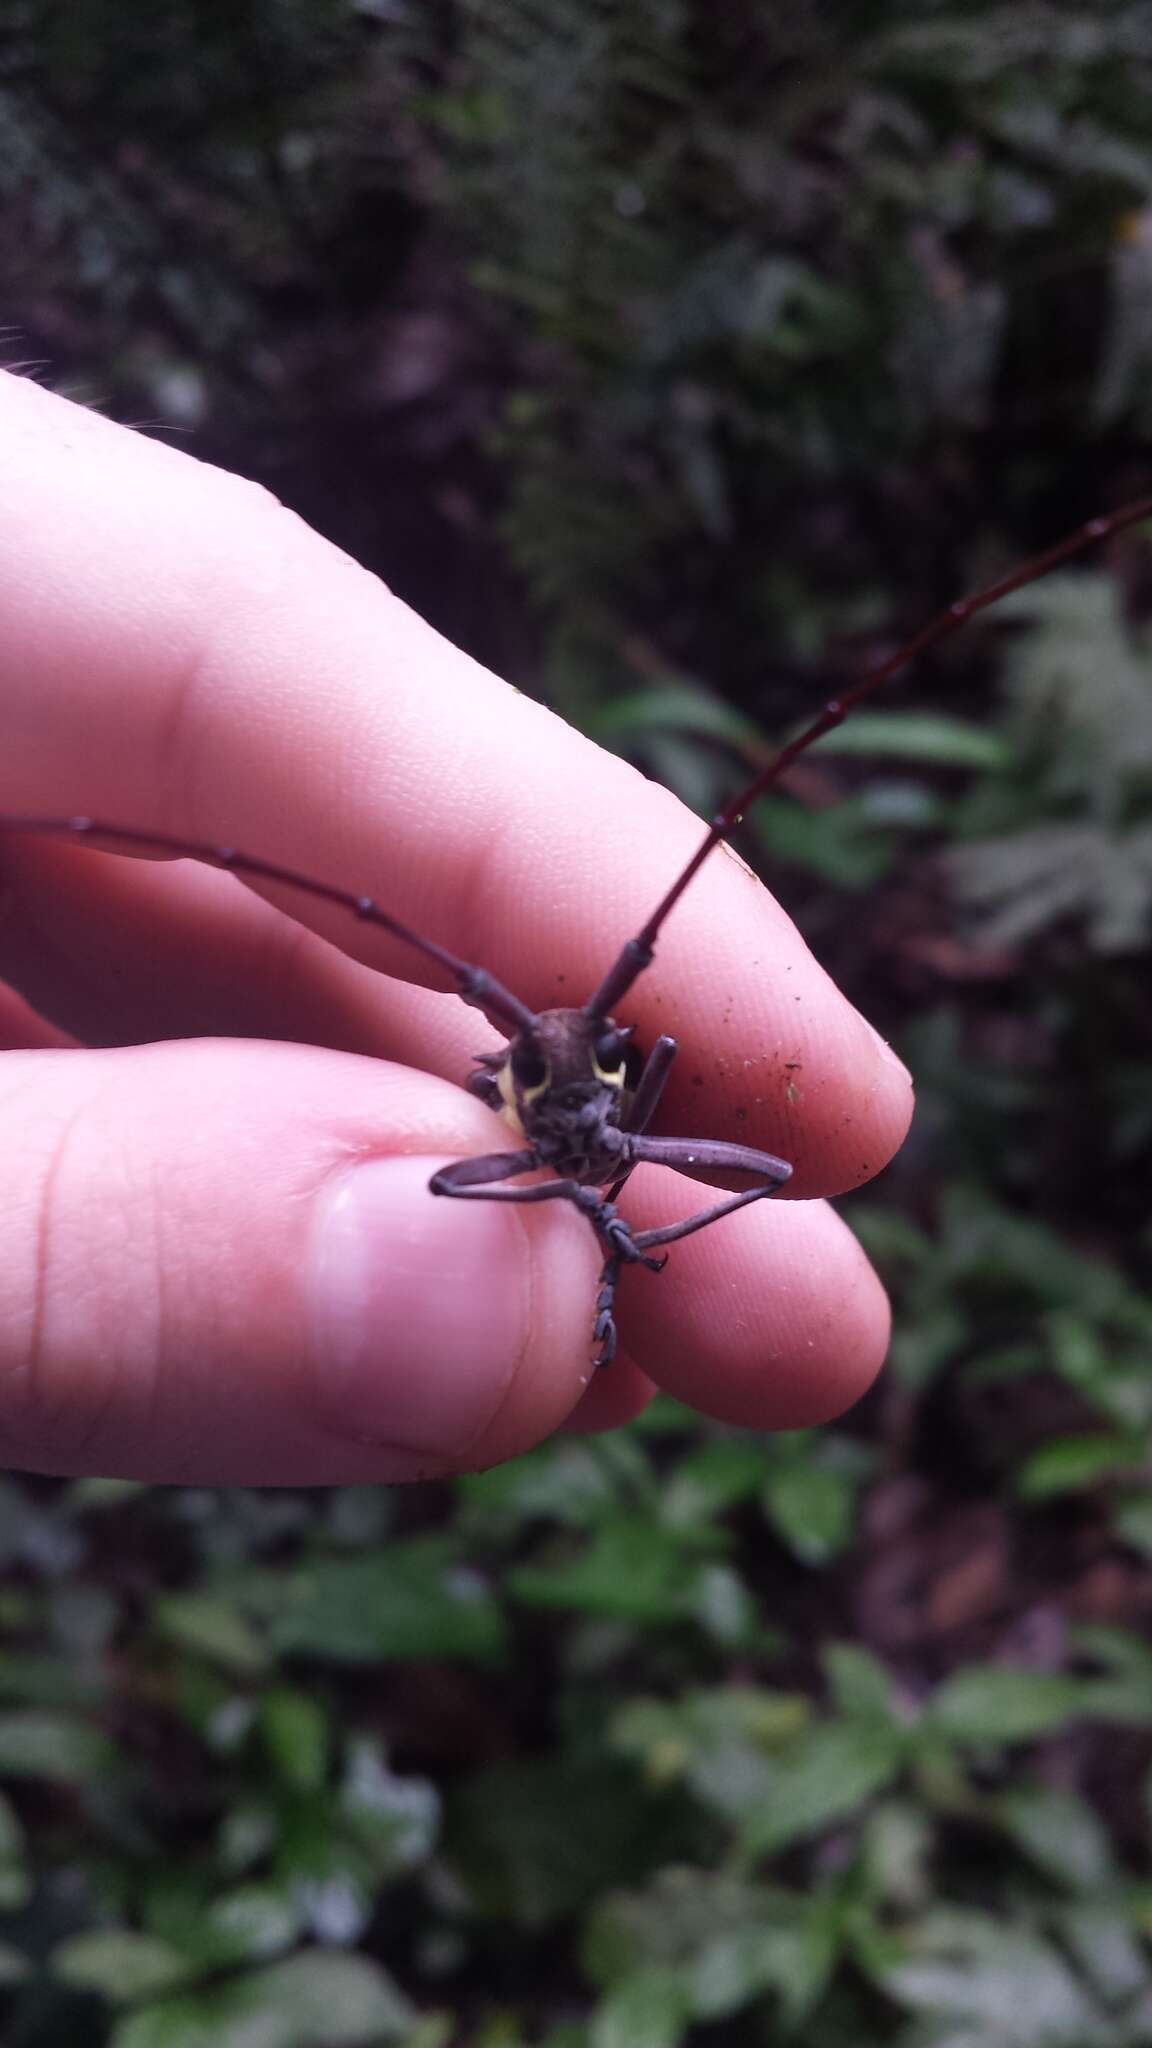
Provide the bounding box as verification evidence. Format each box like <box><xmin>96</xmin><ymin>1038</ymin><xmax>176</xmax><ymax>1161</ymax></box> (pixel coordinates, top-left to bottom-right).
<box><xmin>0</xmin><ymin>814</ymin><xmax>541</xmax><ymax>1040</ymax></box>
<box><xmin>584</xmin><ymin>494</ymin><xmax>1152</xmax><ymax>1018</ymax></box>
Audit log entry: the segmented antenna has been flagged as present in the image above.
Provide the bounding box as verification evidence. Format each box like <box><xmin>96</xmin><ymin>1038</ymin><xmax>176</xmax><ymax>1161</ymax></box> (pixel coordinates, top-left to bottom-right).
<box><xmin>0</xmin><ymin>816</ymin><xmax>541</xmax><ymax>1038</ymax></box>
<box><xmin>583</xmin><ymin>494</ymin><xmax>1152</xmax><ymax>1019</ymax></box>
<box><xmin>4</xmin><ymin>495</ymin><xmax>1150</xmax><ymax>1035</ymax></box>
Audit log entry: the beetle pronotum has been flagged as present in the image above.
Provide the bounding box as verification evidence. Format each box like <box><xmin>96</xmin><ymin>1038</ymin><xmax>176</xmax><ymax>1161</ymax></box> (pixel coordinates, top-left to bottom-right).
<box><xmin>2</xmin><ymin>497</ymin><xmax>1150</xmax><ymax>1364</ymax></box>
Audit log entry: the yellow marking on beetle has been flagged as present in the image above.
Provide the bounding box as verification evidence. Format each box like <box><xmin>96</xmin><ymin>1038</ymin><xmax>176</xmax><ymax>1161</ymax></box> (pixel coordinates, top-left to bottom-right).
<box><xmin>495</xmin><ymin>1058</ymin><xmax>526</xmax><ymax>1135</ymax></box>
<box><xmin>496</xmin><ymin>1051</ymin><xmax>553</xmax><ymax>1130</ymax></box>
<box><xmin>591</xmin><ymin>1057</ymin><xmax>625</xmax><ymax>1088</ymax></box>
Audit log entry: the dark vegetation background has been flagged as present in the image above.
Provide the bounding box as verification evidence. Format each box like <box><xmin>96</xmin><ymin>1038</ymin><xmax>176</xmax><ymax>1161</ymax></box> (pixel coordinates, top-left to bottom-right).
<box><xmin>1</xmin><ymin>3</ymin><xmax>1151</xmax><ymax>2043</ymax></box>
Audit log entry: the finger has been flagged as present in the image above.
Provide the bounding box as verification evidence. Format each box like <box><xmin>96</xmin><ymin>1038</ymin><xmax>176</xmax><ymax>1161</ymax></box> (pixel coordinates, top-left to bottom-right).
<box><xmin>611</xmin><ymin>1166</ymin><xmax>889</xmax><ymax>1429</ymax></box>
<box><xmin>0</xmin><ymin>1041</ymin><xmax>605</xmax><ymax>1486</ymax></box>
<box><xmin>0</xmin><ymin>830</ymin><xmax>495</xmax><ymax>1079</ymax></box>
<box><xmin>0</xmin><ymin>372</ymin><xmax>911</xmax><ymax>1195</ymax></box>
<box><xmin>0</xmin><ymin>980</ymin><xmax>73</xmax><ymax>1051</ymax></box>
<box><xmin>0</xmin><ymin>1036</ymin><xmax>881</xmax><ymax>1484</ymax></box>
<box><xmin>558</xmin><ymin>1356</ymin><xmax>656</xmax><ymax>1435</ymax></box>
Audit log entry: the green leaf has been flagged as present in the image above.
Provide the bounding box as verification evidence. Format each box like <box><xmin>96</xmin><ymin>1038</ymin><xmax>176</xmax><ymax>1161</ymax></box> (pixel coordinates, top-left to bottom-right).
<box><xmin>928</xmin><ymin>1667</ymin><xmax>1088</xmax><ymax>1744</ymax></box>
<box><xmin>402</xmin><ymin>2020</ymin><xmax>455</xmax><ymax>2048</ymax></box>
<box><xmin>0</xmin><ymin>1788</ymin><xmax>28</xmax><ymax>1910</ymax></box>
<box><xmin>661</xmin><ymin>1440</ymin><xmax>768</xmax><ymax>1527</ymax></box>
<box><xmin>997</xmin><ymin>1788</ymin><xmax>1115</xmax><ymax>1892</ymax></box>
<box><xmin>860</xmin><ymin>1801</ymin><xmax>933</xmax><ymax>1911</ymax></box>
<box><xmin>1057</xmin><ymin>1900</ymin><xmax>1151</xmax><ymax>2004</ymax></box>
<box><xmin>68</xmin><ymin>1478</ymin><xmax>148</xmax><ymax>1512</ymax></box>
<box><xmin>260</xmin><ymin>1690</ymin><xmax>331</xmax><ymax>1792</ymax></box>
<box><xmin>241</xmin><ymin>1541</ymin><xmax>506</xmax><ymax>1664</ymax></box>
<box><xmin>609</xmin><ymin>1687</ymin><xmax>809</xmax><ymax>1805</ymax></box>
<box><xmin>458</xmin><ymin>1439</ymin><xmax>633</xmax><ymax>1529</ymax></box>
<box><xmin>155</xmin><ymin>1593</ymin><xmax>269</xmax><ymax>1676</ymax></box>
<box><xmin>688</xmin><ymin>1565</ymin><xmax>758</xmax><ymax>1648</ymax></box>
<box><xmin>881</xmin><ymin>1912</ymin><xmax>1117</xmax><ymax>2044</ymax></box>
<box><xmin>750</xmin><ymin>794</ymin><xmax>897</xmax><ymax>889</ymax></box>
<box><xmin>583</xmin><ymin>1868</ymin><xmax>733</xmax><ymax>1984</ymax></box>
<box><xmin>922</xmin><ymin>1662</ymin><xmax>1090</xmax><ymax>1744</ymax></box>
<box><xmin>1115</xmin><ymin>1490</ymin><xmax>1152</xmax><ymax>1559</ymax></box>
<box><xmin>200</xmin><ymin>1885</ymin><xmax>301</xmax><ymax>1967</ymax></box>
<box><xmin>111</xmin><ymin>1950</ymin><xmax>414</xmax><ymax>2048</ymax></box>
<box><xmin>1070</xmin><ymin>1625</ymin><xmax>1152</xmax><ymax>1722</ymax></box>
<box><xmin>1040</xmin><ymin>1309</ymin><xmax>1152</xmax><ymax>1430</ymax></box>
<box><xmin>584</xmin><ymin>1869</ymin><xmax>837</xmax><ymax>2029</ymax></box>
<box><xmin>691</xmin><ymin>1908</ymin><xmax>838</xmax><ymax>2027</ymax></box>
<box><xmin>1016</xmin><ymin>1433</ymin><xmax>1139</xmax><ymax>1499</ymax></box>
<box><xmin>447</xmin><ymin>1758</ymin><xmax>684</xmax><ymax>1927</ymax></box>
<box><xmin>823</xmin><ymin>1644</ymin><xmax>898</xmax><ymax>1724</ymax></box>
<box><xmin>1017</xmin><ymin>1433</ymin><xmax>1148</xmax><ymax>1501</ymax></box>
<box><xmin>341</xmin><ymin>1739</ymin><xmax>440</xmax><ymax>1872</ymax></box>
<box><xmin>812</xmin><ymin>710</ymin><xmax>1013</xmax><ymax>768</ymax></box>
<box><xmin>760</xmin><ymin>1438</ymin><xmax>871</xmax><ymax>1565</ymax></box>
<box><xmin>742</xmin><ymin>1719</ymin><xmax>906</xmax><ymax>1856</ymax></box>
<box><xmin>145</xmin><ymin>1881</ymin><xmax>301</xmax><ymax>1971</ymax></box>
<box><xmin>0</xmin><ymin>1651</ymin><xmax>106</xmax><ymax>1708</ymax></box>
<box><xmin>592</xmin><ymin>681</ymin><xmax>760</xmax><ymax>751</ymax></box>
<box><xmin>53</xmin><ymin>1930</ymin><xmax>191</xmax><ymax>2003</ymax></box>
<box><xmin>510</xmin><ymin>1518</ymin><xmax>707</xmax><ymax>1622</ymax></box>
<box><xmin>589</xmin><ymin>1966</ymin><xmax>691</xmax><ymax>2048</ymax></box>
<box><xmin>0</xmin><ymin>1709</ymin><xmax>113</xmax><ymax>1781</ymax></box>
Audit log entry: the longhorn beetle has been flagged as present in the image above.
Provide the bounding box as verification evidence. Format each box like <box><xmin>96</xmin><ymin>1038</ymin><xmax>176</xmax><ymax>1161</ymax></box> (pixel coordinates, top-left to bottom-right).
<box><xmin>2</xmin><ymin>498</ymin><xmax>1150</xmax><ymax>1365</ymax></box>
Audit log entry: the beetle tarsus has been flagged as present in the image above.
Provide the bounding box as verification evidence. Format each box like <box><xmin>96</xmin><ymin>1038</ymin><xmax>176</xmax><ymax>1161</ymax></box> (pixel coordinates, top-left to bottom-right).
<box><xmin>586</xmin><ymin>1197</ymin><xmax>666</xmax><ymax>1271</ymax></box>
<box><xmin>593</xmin><ymin>1257</ymin><xmax>622</xmax><ymax>1367</ymax></box>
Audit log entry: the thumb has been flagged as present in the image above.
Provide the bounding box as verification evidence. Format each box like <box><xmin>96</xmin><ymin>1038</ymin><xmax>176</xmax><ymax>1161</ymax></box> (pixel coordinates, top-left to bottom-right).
<box><xmin>0</xmin><ymin>1040</ymin><xmax>598</xmax><ymax>1483</ymax></box>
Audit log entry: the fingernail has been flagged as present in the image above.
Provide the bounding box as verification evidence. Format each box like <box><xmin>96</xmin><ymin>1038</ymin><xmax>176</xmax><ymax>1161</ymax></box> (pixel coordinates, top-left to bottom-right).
<box><xmin>308</xmin><ymin>1156</ymin><xmax>527</xmax><ymax>1454</ymax></box>
<box><xmin>859</xmin><ymin>1016</ymin><xmax>912</xmax><ymax>1083</ymax></box>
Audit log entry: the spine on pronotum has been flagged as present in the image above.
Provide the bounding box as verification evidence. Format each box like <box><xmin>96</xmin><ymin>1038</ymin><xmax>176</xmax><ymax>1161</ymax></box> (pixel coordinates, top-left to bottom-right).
<box><xmin>2</xmin><ymin>497</ymin><xmax>1149</xmax><ymax>1363</ymax></box>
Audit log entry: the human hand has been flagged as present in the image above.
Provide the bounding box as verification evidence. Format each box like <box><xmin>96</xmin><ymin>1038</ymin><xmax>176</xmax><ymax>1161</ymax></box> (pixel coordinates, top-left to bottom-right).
<box><xmin>0</xmin><ymin>370</ymin><xmax>910</xmax><ymax>1484</ymax></box>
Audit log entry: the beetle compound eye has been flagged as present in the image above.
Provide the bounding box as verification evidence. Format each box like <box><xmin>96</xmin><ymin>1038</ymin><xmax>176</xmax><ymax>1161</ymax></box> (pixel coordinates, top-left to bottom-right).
<box><xmin>594</xmin><ymin>1030</ymin><xmax>628</xmax><ymax>1075</ymax></box>
<box><xmin>511</xmin><ymin>1042</ymin><xmax>549</xmax><ymax>1093</ymax></box>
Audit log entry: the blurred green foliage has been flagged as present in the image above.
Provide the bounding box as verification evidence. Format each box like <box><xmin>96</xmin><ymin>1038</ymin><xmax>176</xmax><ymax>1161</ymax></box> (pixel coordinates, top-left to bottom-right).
<box><xmin>1</xmin><ymin>0</ymin><xmax>1151</xmax><ymax>2043</ymax></box>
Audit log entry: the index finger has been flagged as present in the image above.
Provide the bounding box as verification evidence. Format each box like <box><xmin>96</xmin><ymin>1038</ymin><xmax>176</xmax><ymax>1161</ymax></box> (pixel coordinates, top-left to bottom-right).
<box><xmin>0</xmin><ymin>371</ymin><xmax>911</xmax><ymax>1195</ymax></box>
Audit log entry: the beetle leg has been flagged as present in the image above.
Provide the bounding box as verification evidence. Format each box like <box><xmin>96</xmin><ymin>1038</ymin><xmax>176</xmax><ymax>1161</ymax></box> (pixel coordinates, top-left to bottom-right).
<box><xmin>622</xmin><ymin>1034</ymin><xmax>677</xmax><ymax>1136</ymax></box>
<box><xmin>431</xmin><ymin>1156</ymin><xmax>663</xmax><ymax>1367</ymax></box>
<box><xmin>464</xmin><ymin>1067</ymin><xmax>504</xmax><ymax>1112</ymax></box>
<box><xmin>605</xmin><ymin>1033</ymin><xmax>678</xmax><ymax>1209</ymax></box>
<box><xmin>434</xmin><ymin>1166</ymin><xmax>665</xmax><ymax>1269</ymax></box>
<box><xmin>621</xmin><ymin>1133</ymin><xmax>793</xmax><ymax>1252</ymax></box>
<box><xmin>429</xmin><ymin>1149</ymin><xmax>539</xmax><ymax>1193</ymax></box>
<box><xmin>432</xmin><ymin>1154</ymin><xmax>660</xmax><ymax>1261</ymax></box>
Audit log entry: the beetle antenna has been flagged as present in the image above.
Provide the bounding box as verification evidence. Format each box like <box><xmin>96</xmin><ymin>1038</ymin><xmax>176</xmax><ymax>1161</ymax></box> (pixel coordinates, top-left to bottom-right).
<box><xmin>0</xmin><ymin>816</ymin><xmax>542</xmax><ymax>1041</ymax></box>
<box><xmin>584</xmin><ymin>493</ymin><xmax>1152</xmax><ymax>1019</ymax></box>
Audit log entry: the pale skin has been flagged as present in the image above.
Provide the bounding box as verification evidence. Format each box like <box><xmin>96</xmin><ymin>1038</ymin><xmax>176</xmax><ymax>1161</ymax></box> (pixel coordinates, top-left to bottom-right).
<box><xmin>0</xmin><ymin>370</ymin><xmax>911</xmax><ymax>1484</ymax></box>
